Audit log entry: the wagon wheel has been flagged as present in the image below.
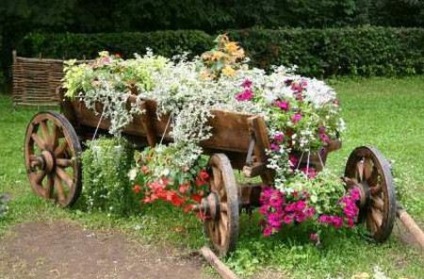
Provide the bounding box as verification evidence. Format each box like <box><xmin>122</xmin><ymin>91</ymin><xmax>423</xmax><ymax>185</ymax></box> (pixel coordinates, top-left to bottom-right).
<box><xmin>203</xmin><ymin>154</ymin><xmax>239</xmax><ymax>257</ymax></box>
<box><xmin>24</xmin><ymin>111</ymin><xmax>82</xmax><ymax>207</ymax></box>
<box><xmin>344</xmin><ymin>146</ymin><xmax>396</xmax><ymax>242</ymax></box>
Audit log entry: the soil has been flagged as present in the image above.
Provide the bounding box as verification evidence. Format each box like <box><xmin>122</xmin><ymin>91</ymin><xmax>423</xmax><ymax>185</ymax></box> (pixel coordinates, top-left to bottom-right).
<box><xmin>0</xmin><ymin>220</ymin><xmax>216</xmax><ymax>279</ymax></box>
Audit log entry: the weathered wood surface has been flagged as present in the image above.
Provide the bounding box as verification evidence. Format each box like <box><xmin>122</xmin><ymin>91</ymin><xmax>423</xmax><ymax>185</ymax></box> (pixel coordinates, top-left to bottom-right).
<box><xmin>199</xmin><ymin>246</ymin><xmax>238</xmax><ymax>279</ymax></box>
<box><xmin>60</xmin><ymin>92</ymin><xmax>254</xmax><ymax>154</ymax></box>
<box><xmin>397</xmin><ymin>209</ymin><xmax>424</xmax><ymax>250</ymax></box>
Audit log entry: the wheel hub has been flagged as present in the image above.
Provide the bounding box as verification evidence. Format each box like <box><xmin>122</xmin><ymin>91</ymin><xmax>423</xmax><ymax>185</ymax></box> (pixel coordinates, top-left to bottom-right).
<box><xmin>199</xmin><ymin>192</ymin><xmax>220</xmax><ymax>220</ymax></box>
<box><xmin>37</xmin><ymin>150</ymin><xmax>56</xmax><ymax>174</ymax></box>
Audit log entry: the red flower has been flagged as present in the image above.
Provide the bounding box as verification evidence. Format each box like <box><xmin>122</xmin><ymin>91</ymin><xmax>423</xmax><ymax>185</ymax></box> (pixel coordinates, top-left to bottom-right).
<box><xmin>170</xmin><ymin>194</ymin><xmax>185</xmax><ymax>207</ymax></box>
<box><xmin>191</xmin><ymin>194</ymin><xmax>203</xmax><ymax>203</ymax></box>
<box><xmin>132</xmin><ymin>184</ymin><xmax>141</xmax><ymax>194</ymax></box>
<box><xmin>178</xmin><ymin>183</ymin><xmax>190</xmax><ymax>194</ymax></box>
<box><xmin>195</xmin><ymin>170</ymin><xmax>210</xmax><ymax>186</ymax></box>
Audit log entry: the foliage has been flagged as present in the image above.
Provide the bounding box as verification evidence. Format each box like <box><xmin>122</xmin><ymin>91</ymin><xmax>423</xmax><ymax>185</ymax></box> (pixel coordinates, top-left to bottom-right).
<box><xmin>63</xmin><ymin>50</ymin><xmax>170</xmax><ymax>135</ymax></box>
<box><xmin>81</xmin><ymin>137</ymin><xmax>138</xmax><ymax>216</ymax></box>
<box><xmin>18</xmin><ymin>30</ymin><xmax>213</xmax><ymax>61</ymax></box>
<box><xmin>129</xmin><ymin>145</ymin><xmax>209</xmax><ymax>211</ymax></box>
<box><xmin>229</xmin><ymin>27</ymin><xmax>424</xmax><ymax>77</ymax></box>
<box><xmin>64</xmin><ymin>36</ymin><xmax>349</xmax><ymax>235</ymax></box>
<box><xmin>19</xmin><ymin>27</ymin><xmax>424</xmax><ymax>79</ymax></box>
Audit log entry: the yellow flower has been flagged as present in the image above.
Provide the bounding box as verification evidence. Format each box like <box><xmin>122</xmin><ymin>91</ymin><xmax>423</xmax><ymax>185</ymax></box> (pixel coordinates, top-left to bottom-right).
<box><xmin>210</xmin><ymin>51</ymin><xmax>225</xmax><ymax>61</ymax></box>
<box><xmin>225</xmin><ymin>42</ymin><xmax>240</xmax><ymax>54</ymax></box>
<box><xmin>221</xmin><ymin>65</ymin><xmax>236</xmax><ymax>77</ymax></box>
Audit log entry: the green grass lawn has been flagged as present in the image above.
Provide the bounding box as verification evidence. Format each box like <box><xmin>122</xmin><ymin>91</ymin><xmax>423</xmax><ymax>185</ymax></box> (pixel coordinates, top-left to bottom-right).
<box><xmin>1</xmin><ymin>77</ymin><xmax>424</xmax><ymax>278</ymax></box>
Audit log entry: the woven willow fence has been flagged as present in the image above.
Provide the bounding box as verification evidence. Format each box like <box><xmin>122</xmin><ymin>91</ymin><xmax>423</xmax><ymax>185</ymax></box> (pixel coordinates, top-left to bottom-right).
<box><xmin>12</xmin><ymin>51</ymin><xmax>64</xmax><ymax>106</ymax></box>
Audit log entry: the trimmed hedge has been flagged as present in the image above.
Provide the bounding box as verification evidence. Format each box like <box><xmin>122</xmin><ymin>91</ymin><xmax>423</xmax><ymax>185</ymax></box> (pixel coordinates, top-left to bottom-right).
<box><xmin>18</xmin><ymin>27</ymin><xmax>424</xmax><ymax>78</ymax></box>
<box><xmin>18</xmin><ymin>30</ymin><xmax>213</xmax><ymax>60</ymax></box>
<box><xmin>229</xmin><ymin>27</ymin><xmax>424</xmax><ymax>77</ymax></box>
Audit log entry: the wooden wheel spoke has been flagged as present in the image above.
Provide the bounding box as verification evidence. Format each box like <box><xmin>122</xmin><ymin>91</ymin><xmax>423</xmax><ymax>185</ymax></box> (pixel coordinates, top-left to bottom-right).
<box><xmin>220</xmin><ymin>202</ymin><xmax>228</xmax><ymax>213</ymax></box>
<box><xmin>212</xmin><ymin>167</ymin><xmax>223</xmax><ymax>193</ymax></box>
<box><xmin>56</xmin><ymin>167</ymin><xmax>73</xmax><ymax>188</ymax></box>
<box><xmin>45</xmin><ymin>175</ymin><xmax>54</xmax><ymax>198</ymax></box>
<box><xmin>51</xmin><ymin>125</ymin><xmax>61</xmax><ymax>150</ymax></box>
<box><xmin>54</xmin><ymin>175</ymin><xmax>66</xmax><ymax>203</ymax></box>
<box><xmin>366</xmin><ymin>214</ymin><xmax>377</xmax><ymax>233</ymax></box>
<box><xmin>54</xmin><ymin>140</ymin><xmax>68</xmax><ymax>156</ymax></box>
<box><xmin>40</xmin><ymin>120</ymin><xmax>51</xmax><ymax>143</ymax></box>
<box><xmin>30</xmin><ymin>170</ymin><xmax>46</xmax><ymax>184</ymax></box>
<box><xmin>363</xmin><ymin>159</ymin><xmax>373</xmax><ymax>181</ymax></box>
<box><xmin>370</xmin><ymin>183</ymin><xmax>383</xmax><ymax>195</ymax></box>
<box><xmin>218</xmin><ymin>221</ymin><xmax>227</xmax><ymax>246</ymax></box>
<box><xmin>31</xmin><ymin>133</ymin><xmax>46</xmax><ymax>150</ymax></box>
<box><xmin>56</xmin><ymin>158</ymin><xmax>73</xmax><ymax>168</ymax></box>
<box><xmin>371</xmin><ymin>196</ymin><xmax>385</xmax><ymax>211</ymax></box>
<box><xmin>367</xmin><ymin>166</ymin><xmax>379</xmax><ymax>186</ymax></box>
<box><xmin>356</xmin><ymin>160</ymin><xmax>364</xmax><ymax>182</ymax></box>
<box><xmin>371</xmin><ymin>208</ymin><xmax>383</xmax><ymax>228</ymax></box>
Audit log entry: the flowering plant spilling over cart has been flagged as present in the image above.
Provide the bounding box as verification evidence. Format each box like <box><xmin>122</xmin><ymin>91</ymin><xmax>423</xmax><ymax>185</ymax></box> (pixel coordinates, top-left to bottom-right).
<box><xmin>24</xmin><ymin>35</ymin><xmax>396</xmax><ymax>256</ymax></box>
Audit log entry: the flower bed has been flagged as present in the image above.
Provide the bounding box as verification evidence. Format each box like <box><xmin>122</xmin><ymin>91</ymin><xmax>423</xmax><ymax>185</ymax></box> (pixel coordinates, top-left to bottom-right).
<box><xmin>63</xmin><ymin>34</ymin><xmax>355</xmax><ymax>239</ymax></box>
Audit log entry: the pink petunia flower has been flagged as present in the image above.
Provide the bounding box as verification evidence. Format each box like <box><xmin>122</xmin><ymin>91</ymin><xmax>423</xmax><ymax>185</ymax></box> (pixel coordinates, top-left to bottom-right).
<box><xmin>275</xmin><ymin>100</ymin><xmax>290</xmax><ymax>111</ymax></box>
<box><xmin>291</xmin><ymin>113</ymin><xmax>302</xmax><ymax>124</ymax></box>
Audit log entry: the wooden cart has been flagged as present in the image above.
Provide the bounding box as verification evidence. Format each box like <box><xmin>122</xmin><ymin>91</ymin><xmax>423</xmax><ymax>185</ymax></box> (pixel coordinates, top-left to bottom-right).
<box><xmin>24</xmin><ymin>90</ymin><xmax>397</xmax><ymax>256</ymax></box>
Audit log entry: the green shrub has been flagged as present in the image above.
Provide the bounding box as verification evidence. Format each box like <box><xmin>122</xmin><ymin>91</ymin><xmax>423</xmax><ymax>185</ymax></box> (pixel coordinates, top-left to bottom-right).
<box><xmin>17</xmin><ymin>27</ymin><xmax>424</xmax><ymax>78</ymax></box>
<box><xmin>18</xmin><ymin>30</ymin><xmax>214</xmax><ymax>60</ymax></box>
<box><xmin>81</xmin><ymin>137</ymin><xmax>138</xmax><ymax>216</ymax></box>
<box><xmin>229</xmin><ymin>27</ymin><xmax>424</xmax><ymax>77</ymax></box>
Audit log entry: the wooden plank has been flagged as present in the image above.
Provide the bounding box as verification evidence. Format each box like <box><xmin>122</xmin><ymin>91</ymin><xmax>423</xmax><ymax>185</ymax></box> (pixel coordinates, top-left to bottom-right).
<box><xmin>247</xmin><ymin>116</ymin><xmax>274</xmax><ymax>184</ymax></box>
<box><xmin>199</xmin><ymin>246</ymin><xmax>238</xmax><ymax>279</ymax></box>
<box><xmin>397</xmin><ymin>209</ymin><xmax>424</xmax><ymax>250</ymax></box>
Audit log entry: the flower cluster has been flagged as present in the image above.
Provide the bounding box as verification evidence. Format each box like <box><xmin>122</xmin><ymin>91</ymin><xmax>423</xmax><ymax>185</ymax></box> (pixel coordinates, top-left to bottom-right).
<box><xmin>129</xmin><ymin>145</ymin><xmax>209</xmax><ymax>213</ymax></box>
<box><xmin>63</xmin><ymin>35</ymin><xmax>349</xmax><ymax>226</ymax></box>
<box><xmin>200</xmin><ymin>34</ymin><xmax>246</xmax><ymax>79</ymax></box>
<box><xmin>260</xmin><ymin>184</ymin><xmax>361</xmax><ymax>237</ymax></box>
<box><xmin>260</xmin><ymin>187</ymin><xmax>315</xmax><ymax>236</ymax></box>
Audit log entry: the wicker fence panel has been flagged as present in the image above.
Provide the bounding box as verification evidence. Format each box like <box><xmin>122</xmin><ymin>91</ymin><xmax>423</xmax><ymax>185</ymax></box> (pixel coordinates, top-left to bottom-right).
<box><xmin>12</xmin><ymin>51</ymin><xmax>64</xmax><ymax>106</ymax></box>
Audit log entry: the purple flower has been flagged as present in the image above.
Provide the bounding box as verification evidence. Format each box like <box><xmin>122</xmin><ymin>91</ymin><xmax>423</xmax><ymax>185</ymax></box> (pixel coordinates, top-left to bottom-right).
<box><xmin>291</xmin><ymin>113</ymin><xmax>302</xmax><ymax>124</ymax></box>
<box><xmin>269</xmin><ymin>195</ymin><xmax>284</xmax><ymax>208</ymax></box>
<box><xmin>270</xmin><ymin>143</ymin><xmax>280</xmax><ymax>152</ymax></box>
<box><xmin>318</xmin><ymin>215</ymin><xmax>331</xmax><ymax>224</ymax></box>
<box><xmin>263</xmin><ymin>226</ymin><xmax>274</xmax><ymax>237</ymax></box>
<box><xmin>331</xmin><ymin>216</ymin><xmax>343</xmax><ymax>228</ymax></box>
<box><xmin>294</xmin><ymin>200</ymin><xmax>306</xmax><ymax>211</ymax></box>
<box><xmin>235</xmin><ymin>88</ymin><xmax>254</xmax><ymax>101</ymax></box>
<box><xmin>284</xmin><ymin>203</ymin><xmax>296</xmax><ymax>213</ymax></box>
<box><xmin>273</xmin><ymin>133</ymin><xmax>284</xmax><ymax>143</ymax></box>
<box><xmin>282</xmin><ymin>214</ymin><xmax>293</xmax><ymax>224</ymax></box>
<box><xmin>295</xmin><ymin>212</ymin><xmax>307</xmax><ymax>223</ymax></box>
<box><xmin>319</xmin><ymin>133</ymin><xmax>330</xmax><ymax>143</ymax></box>
<box><xmin>241</xmin><ymin>79</ymin><xmax>252</xmax><ymax>88</ymax></box>
<box><xmin>305</xmin><ymin>207</ymin><xmax>316</xmax><ymax>217</ymax></box>
<box><xmin>268</xmin><ymin>212</ymin><xmax>283</xmax><ymax>228</ymax></box>
<box><xmin>275</xmin><ymin>100</ymin><xmax>290</xmax><ymax>111</ymax></box>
